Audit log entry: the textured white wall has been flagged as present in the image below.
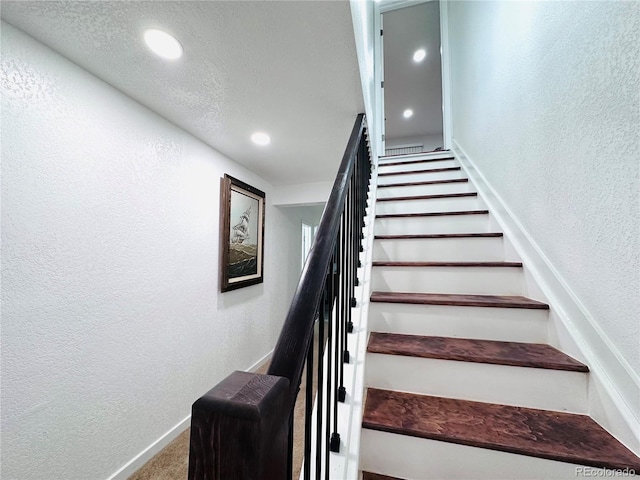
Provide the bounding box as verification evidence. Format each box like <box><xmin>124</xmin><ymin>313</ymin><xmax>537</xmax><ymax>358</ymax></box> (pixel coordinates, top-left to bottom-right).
<box><xmin>1</xmin><ymin>22</ymin><xmax>302</xmax><ymax>480</ymax></box>
<box><xmin>447</xmin><ymin>2</ymin><xmax>639</xmax><ymax>373</ymax></box>
<box><xmin>272</xmin><ymin>181</ymin><xmax>333</xmax><ymax>207</ymax></box>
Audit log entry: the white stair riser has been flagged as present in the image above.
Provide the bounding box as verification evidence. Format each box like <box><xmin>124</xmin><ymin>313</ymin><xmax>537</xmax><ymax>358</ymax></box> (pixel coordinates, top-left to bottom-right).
<box><xmin>373</xmin><ymin>237</ymin><xmax>505</xmax><ymax>262</ymax></box>
<box><xmin>376</xmin><ymin>182</ymin><xmax>475</xmax><ymax>198</ymax></box>
<box><xmin>378</xmin><ymin>170</ymin><xmax>465</xmax><ymax>185</ymax></box>
<box><xmin>365</xmin><ymin>354</ymin><xmax>588</xmax><ymax>413</ymax></box>
<box><xmin>375</xmin><ymin>215</ymin><xmax>491</xmax><ymax>235</ymax></box>
<box><xmin>371</xmin><ymin>266</ymin><xmax>524</xmax><ymax>295</ymax></box>
<box><xmin>379</xmin><ymin>152</ymin><xmax>453</xmax><ymax>164</ymax></box>
<box><xmin>375</xmin><ymin>196</ymin><xmax>481</xmax><ymax>215</ymax></box>
<box><xmin>377</xmin><ymin>182</ymin><xmax>474</xmax><ymax>198</ymax></box>
<box><xmin>378</xmin><ymin>159</ymin><xmax>458</xmax><ymax>173</ymax></box>
<box><xmin>360</xmin><ymin>429</ymin><xmax>609</xmax><ymax>480</ymax></box>
<box><xmin>368</xmin><ymin>303</ymin><xmax>549</xmax><ymax>343</ymax></box>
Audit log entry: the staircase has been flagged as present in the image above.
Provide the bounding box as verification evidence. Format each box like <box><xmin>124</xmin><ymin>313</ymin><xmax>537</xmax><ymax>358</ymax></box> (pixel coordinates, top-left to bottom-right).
<box><xmin>358</xmin><ymin>152</ymin><xmax>640</xmax><ymax>479</ymax></box>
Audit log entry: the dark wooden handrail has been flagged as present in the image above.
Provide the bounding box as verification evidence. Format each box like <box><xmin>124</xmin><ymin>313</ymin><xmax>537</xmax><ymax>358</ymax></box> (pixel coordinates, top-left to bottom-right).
<box><xmin>189</xmin><ymin>113</ymin><xmax>370</xmax><ymax>480</ymax></box>
<box><xmin>267</xmin><ymin>113</ymin><xmax>366</xmax><ymax>403</ymax></box>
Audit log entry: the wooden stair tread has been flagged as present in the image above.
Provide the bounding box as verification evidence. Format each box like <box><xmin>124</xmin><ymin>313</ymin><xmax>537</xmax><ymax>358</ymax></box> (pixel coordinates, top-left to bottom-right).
<box><xmin>367</xmin><ymin>333</ymin><xmax>588</xmax><ymax>372</ymax></box>
<box><xmin>370</xmin><ymin>292</ymin><xmax>549</xmax><ymax>310</ymax></box>
<box><xmin>377</xmin><ymin>192</ymin><xmax>477</xmax><ymax>202</ymax></box>
<box><xmin>377</xmin><ymin>178</ymin><xmax>468</xmax><ymax>188</ymax></box>
<box><xmin>376</xmin><ymin>210</ymin><xmax>488</xmax><ymax>219</ymax></box>
<box><xmin>362</xmin><ymin>473</ymin><xmax>405</xmax><ymax>480</ymax></box>
<box><xmin>379</xmin><ymin>166</ymin><xmax>461</xmax><ymax>177</ymax></box>
<box><xmin>375</xmin><ymin>233</ymin><xmax>503</xmax><ymax>239</ymax></box>
<box><xmin>372</xmin><ymin>261</ymin><xmax>522</xmax><ymax>268</ymax></box>
<box><xmin>363</xmin><ymin>389</ymin><xmax>640</xmax><ymax>471</ymax></box>
<box><xmin>378</xmin><ymin>156</ymin><xmax>454</xmax><ymax>167</ymax></box>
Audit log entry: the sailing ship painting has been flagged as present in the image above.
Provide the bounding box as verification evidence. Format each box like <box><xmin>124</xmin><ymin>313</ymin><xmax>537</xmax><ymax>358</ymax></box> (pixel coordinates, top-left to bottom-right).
<box><xmin>228</xmin><ymin>192</ymin><xmax>259</xmax><ymax>279</ymax></box>
<box><xmin>220</xmin><ymin>174</ymin><xmax>265</xmax><ymax>292</ymax></box>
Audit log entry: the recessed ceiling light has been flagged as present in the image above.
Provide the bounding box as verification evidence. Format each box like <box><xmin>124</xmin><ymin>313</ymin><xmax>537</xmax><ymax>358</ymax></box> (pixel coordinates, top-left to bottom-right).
<box><xmin>403</xmin><ymin>109</ymin><xmax>413</xmax><ymax>119</ymax></box>
<box><xmin>251</xmin><ymin>132</ymin><xmax>271</xmax><ymax>146</ymax></box>
<box><xmin>413</xmin><ymin>49</ymin><xmax>427</xmax><ymax>62</ymax></box>
<box><xmin>144</xmin><ymin>29</ymin><xmax>183</xmax><ymax>60</ymax></box>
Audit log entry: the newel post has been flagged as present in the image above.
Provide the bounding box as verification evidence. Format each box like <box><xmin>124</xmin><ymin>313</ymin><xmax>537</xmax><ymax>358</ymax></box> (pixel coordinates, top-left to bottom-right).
<box><xmin>188</xmin><ymin>371</ymin><xmax>291</xmax><ymax>480</ymax></box>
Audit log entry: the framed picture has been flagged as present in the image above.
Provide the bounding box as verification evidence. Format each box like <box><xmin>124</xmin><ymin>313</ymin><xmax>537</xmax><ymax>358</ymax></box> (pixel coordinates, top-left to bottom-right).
<box><xmin>219</xmin><ymin>174</ymin><xmax>266</xmax><ymax>292</ymax></box>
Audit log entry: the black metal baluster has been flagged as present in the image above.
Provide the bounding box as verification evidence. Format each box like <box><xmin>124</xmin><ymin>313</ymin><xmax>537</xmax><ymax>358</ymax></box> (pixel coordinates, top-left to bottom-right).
<box><xmin>303</xmin><ymin>315</ymin><xmax>314</xmax><ymax>480</ymax></box>
<box><xmin>349</xmin><ymin>171</ymin><xmax>357</xmax><ymax>314</ymax></box>
<box><xmin>355</xmin><ymin>159</ymin><xmax>360</xmax><ymax>291</ymax></box>
<box><xmin>330</xmin><ymin>231</ymin><xmax>341</xmax><ymax>452</ymax></box>
<box><xmin>325</xmin><ymin>251</ymin><xmax>335</xmax><ymax>475</ymax></box>
<box><xmin>342</xmin><ymin>196</ymin><xmax>351</xmax><ymax>360</ymax></box>
<box><xmin>338</xmin><ymin>208</ymin><xmax>347</xmax><ymax>401</ymax></box>
<box><xmin>316</xmin><ymin>288</ymin><xmax>326</xmax><ymax>480</ymax></box>
<box><xmin>359</xmin><ymin>141</ymin><xmax>365</xmax><ymax>270</ymax></box>
<box><xmin>360</xmin><ymin>143</ymin><xmax>364</xmax><ymax>272</ymax></box>
<box><xmin>288</xmin><ymin>416</ymin><xmax>294</xmax><ymax>480</ymax></box>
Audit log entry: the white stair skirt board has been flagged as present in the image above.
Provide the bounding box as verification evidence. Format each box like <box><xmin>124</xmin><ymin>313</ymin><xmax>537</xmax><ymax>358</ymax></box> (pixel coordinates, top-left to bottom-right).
<box><xmin>377</xmin><ymin>170</ymin><xmax>465</xmax><ymax>185</ymax></box>
<box><xmin>371</xmin><ymin>266</ymin><xmax>525</xmax><ymax>296</ymax></box>
<box><xmin>376</xmin><ymin>182</ymin><xmax>474</xmax><ymax>198</ymax></box>
<box><xmin>377</xmin><ymin>159</ymin><xmax>458</xmax><ymax>173</ymax></box>
<box><xmin>375</xmin><ymin>196</ymin><xmax>481</xmax><ymax>215</ymax></box>
<box><xmin>360</xmin><ymin>429</ymin><xmax>612</xmax><ymax>480</ymax></box>
<box><xmin>373</xmin><ymin>236</ymin><xmax>505</xmax><ymax>263</ymax></box>
<box><xmin>378</xmin><ymin>151</ymin><xmax>453</xmax><ymax>164</ymax></box>
<box><xmin>365</xmin><ymin>354</ymin><xmax>588</xmax><ymax>414</ymax></box>
<box><xmin>374</xmin><ymin>215</ymin><xmax>491</xmax><ymax>235</ymax></box>
<box><xmin>454</xmin><ymin>142</ymin><xmax>640</xmax><ymax>451</ymax></box>
<box><xmin>368</xmin><ymin>303</ymin><xmax>549</xmax><ymax>344</ymax></box>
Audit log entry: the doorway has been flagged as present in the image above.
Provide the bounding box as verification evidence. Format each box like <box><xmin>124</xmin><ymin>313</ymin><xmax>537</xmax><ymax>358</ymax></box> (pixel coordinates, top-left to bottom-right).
<box><xmin>378</xmin><ymin>1</ymin><xmax>449</xmax><ymax>156</ymax></box>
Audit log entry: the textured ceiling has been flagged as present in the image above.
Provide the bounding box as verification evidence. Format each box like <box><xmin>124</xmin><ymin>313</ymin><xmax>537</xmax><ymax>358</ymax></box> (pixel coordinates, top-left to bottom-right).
<box><xmin>1</xmin><ymin>1</ymin><xmax>364</xmax><ymax>186</ymax></box>
<box><xmin>384</xmin><ymin>1</ymin><xmax>443</xmax><ymax>140</ymax></box>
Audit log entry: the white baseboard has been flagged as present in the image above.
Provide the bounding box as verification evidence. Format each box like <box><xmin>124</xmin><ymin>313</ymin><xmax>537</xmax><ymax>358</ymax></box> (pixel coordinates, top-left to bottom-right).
<box><xmin>107</xmin><ymin>415</ymin><xmax>191</xmax><ymax>480</ymax></box>
<box><xmin>108</xmin><ymin>349</ymin><xmax>275</xmax><ymax>480</ymax></box>
<box><xmin>452</xmin><ymin>139</ymin><xmax>640</xmax><ymax>454</ymax></box>
<box><xmin>247</xmin><ymin>348</ymin><xmax>274</xmax><ymax>373</ymax></box>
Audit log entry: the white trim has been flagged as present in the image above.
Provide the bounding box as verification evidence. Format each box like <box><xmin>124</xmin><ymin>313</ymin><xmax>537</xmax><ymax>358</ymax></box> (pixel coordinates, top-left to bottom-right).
<box><xmin>452</xmin><ymin>139</ymin><xmax>640</xmax><ymax>453</ymax></box>
<box><xmin>107</xmin><ymin>349</ymin><xmax>274</xmax><ymax>479</ymax></box>
<box><xmin>344</xmin><ymin>175</ymin><xmax>378</xmax><ymax>480</ymax></box>
<box><xmin>246</xmin><ymin>348</ymin><xmax>274</xmax><ymax>373</ymax></box>
<box><xmin>439</xmin><ymin>0</ymin><xmax>453</xmax><ymax>150</ymax></box>
<box><xmin>107</xmin><ymin>415</ymin><xmax>191</xmax><ymax>480</ymax></box>
<box><xmin>374</xmin><ymin>5</ymin><xmax>385</xmax><ymax>156</ymax></box>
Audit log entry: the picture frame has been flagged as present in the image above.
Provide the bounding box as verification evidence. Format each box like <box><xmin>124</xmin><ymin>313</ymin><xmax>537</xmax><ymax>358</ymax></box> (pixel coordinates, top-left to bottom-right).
<box><xmin>219</xmin><ymin>174</ymin><xmax>266</xmax><ymax>292</ymax></box>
